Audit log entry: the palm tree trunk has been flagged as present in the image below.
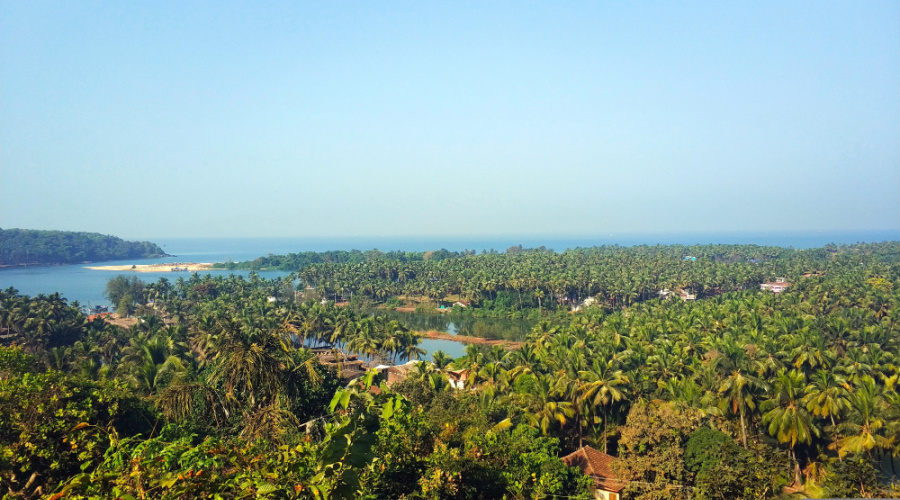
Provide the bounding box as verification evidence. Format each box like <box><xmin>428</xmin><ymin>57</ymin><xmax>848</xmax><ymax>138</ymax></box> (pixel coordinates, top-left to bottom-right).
<box><xmin>578</xmin><ymin>417</ymin><xmax>583</xmax><ymax>448</ymax></box>
<box><xmin>740</xmin><ymin>407</ymin><xmax>748</xmax><ymax>449</ymax></box>
<box><xmin>603</xmin><ymin>406</ymin><xmax>608</xmax><ymax>453</ymax></box>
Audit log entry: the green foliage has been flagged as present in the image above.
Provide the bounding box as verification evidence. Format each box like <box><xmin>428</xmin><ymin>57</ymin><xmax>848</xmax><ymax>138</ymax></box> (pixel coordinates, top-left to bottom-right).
<box><xmin>0</xmin><ymin>228</ymin><xmax>167</xmax><ymax>266</ymax></box>
<box><xmin>273</xmin><ymin>241</ymin><xmax>900</xmax><ymax>316</ymax></box>
<box><xmin>0</xmin><ymin>368</ymin><xmax>152</xmax><ymax>498</ymax></box>
<box><xmin>0</xmin><ymin>288</ymin><xmax>92</xmax><ymax>352</ymax></box>
<box><xmin>614</xmin><ymin>401</ymin><xmax>701</xmax><ymax>500</ymax></box>
<box><xmin>685</xmin><ymin>428</ymin><xmax>790</xmax><ymax>500</ymax></box>
<box><xmin>211</xmin><ymin>248</ymin><xmax>432</xmax><ymax>271</ymax></box>
<box><xmin>59</xmin><ymin>431</ymin><xmax>321</xmax><ymax>499</ymax></box>
<box><xmin>58</xmin><ymin>373</ymin><xmax>403</xmax><ymax>500</ymax></box>
<box><xmin>105</xmin><ymin>275</ymin><xmax>145</xmax><ymax>315</ymax></box>
<box><xmin>0</xmin><ymin>345</ymin><xmax>33</xmax><ymax>380</ymax></box>
<box><xmin>3</xmin><ymin>241</ymin><xmax>900</xmax><ymax>498</ymax></box>
<box><xmin>821</xmin><ymin>456</ymin><xmax>885</xmax><ymax>499</ymax></box>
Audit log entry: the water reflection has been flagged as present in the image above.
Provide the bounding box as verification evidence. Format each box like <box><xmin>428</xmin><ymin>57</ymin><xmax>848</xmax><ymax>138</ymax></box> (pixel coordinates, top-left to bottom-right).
<box><xmin>380</xmin><ymin>311</ymin><xmax>534</xmax><ymax>341</ymax></box>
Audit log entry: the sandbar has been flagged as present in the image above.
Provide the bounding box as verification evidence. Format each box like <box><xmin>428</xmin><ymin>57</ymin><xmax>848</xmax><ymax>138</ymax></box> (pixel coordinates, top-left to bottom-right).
<box><xmin>421</xmin><ymin>330</ymin><xmax>523</xmax><ymax>349</ymax></box>
<box><xmin>85</xmin><ymin>262</ymin><xmax>215</xmax><ymax>272</ymax></box>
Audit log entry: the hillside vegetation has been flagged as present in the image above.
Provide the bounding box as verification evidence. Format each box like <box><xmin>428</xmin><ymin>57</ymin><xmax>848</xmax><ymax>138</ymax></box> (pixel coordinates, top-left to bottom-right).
<box><xmin>0</xmin><ymin>228</ymin><xmax>168</xmax><ymax>266</ymax></box>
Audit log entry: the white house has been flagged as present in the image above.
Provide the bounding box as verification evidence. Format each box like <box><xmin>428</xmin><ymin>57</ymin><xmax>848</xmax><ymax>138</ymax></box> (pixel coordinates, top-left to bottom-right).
<box><xmin>760</xmin><ymin>277</ymin><xmax>790</xmax><ymax>293</ymax></box>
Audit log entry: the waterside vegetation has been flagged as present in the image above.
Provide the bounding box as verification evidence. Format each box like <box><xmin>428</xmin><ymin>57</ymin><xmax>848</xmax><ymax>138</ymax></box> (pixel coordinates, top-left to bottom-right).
<box><xmin>0</xmin><ymin>241</ymin><xmax>899</xmax><ymax>498</ymax></box>
<box><xmin>0</xmin><ymin>229</ymin><xmax>168</xmax><ymax>267</ymax></box>
<box><xmin>225</xmin><ymin>242</ymin><xmax>896</xmax><ymax>319</ymax></box>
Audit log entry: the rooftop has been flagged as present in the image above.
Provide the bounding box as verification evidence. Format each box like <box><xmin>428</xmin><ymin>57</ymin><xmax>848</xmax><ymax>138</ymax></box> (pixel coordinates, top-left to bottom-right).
<box><xmin>560</xmin><ymin>446</ymin><xmax>625</xmax><ymax>493</ymax></box>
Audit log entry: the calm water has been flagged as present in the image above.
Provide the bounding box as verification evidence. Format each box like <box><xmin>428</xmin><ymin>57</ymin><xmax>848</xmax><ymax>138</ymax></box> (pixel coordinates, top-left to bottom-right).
<box><xmin>382</xmin><ymin>311</ymin><xmax>534</xmax><ymax>341</ymax></box>
<box><xmin>2</xmin><ymin>231</ymin><xmax>895</xmax><ymax>360</ymax></box>
<box><xmin>152</xmin><ymin>229</ymin><xmax>900</xmax><ymax>255</ymax></box>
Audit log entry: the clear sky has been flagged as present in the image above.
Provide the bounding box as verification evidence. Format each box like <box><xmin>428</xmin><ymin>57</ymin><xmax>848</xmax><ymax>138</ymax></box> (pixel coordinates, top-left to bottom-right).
<box><xmin>2</xmin><ymin>1</ymin><xmax>898</xmax><ymax>239</ymax></box>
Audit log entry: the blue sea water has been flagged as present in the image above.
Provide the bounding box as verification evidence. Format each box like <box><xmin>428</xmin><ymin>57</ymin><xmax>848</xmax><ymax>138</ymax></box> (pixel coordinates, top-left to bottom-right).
<box><xmin>153</xmin><ymin>229</ymin><xmax>900</xmax><ymax>255</ymax></box>
<box><xmin>2</xmin><ymin>230</ymin><xmax>896</xmax><ymax>360</ymax></box>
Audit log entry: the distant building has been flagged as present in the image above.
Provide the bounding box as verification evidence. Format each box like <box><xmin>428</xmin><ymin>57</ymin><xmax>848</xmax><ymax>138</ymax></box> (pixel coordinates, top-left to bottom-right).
<box><xmin>561</xmin><ymin>446</ymin><xmax>625</xmax><ymax>500</ymax></box>
<box><xmin>87</xmin><ymin>312</ymin><xmax>113</xmax><ymax>322</ymax></box>
<box><xmin>679</xmin><ymin>289</ymin><xmax>696</xmax><ymax>301</ymax></box>
<box><xmin>374</xmin><ymin>360</ymin><xmax>421</xmax><ymax>386</ymax></box>
<box><xmin>446</xmin><ymin>369</ymin><xmax>470</xmax><ymax>390</ymax></box>
<box><xmin>573</xmin><ymin>296</ymin><xmax>599</xmax><ymax>312</ymax></box>
<box><xmin>312</xmin><ymin>348</ymin><xmax>368</xmax><ymax>382</ymax></box>
<box><xmin>658</xmin><ymin>289</ymin><xmax>672</xmax><ymax>300</ymax></box>
<box><xmin>760</xmin><ymin>277</ymin><xmax>790</xmax><ymax>293</ymax></box>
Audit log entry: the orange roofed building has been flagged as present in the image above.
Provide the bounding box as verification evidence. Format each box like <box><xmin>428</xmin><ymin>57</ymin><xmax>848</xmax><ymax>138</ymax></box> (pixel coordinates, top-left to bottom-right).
<box><xmin>561</xmin><ymin>446</ymin><xmax>625</xmax><ymax>500</ymax></box>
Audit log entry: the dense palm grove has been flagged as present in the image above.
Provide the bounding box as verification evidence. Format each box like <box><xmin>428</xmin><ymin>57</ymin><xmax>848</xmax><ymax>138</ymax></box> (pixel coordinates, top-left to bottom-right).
<box><xmin>226</xmin><ymin>243</ymin><xmax>894</xmax><ymax>318</ymax></box>
<box><xmin>1</xmin><ymin>242</ymin><xmax>899</xmax><ymax>498</ymax></box>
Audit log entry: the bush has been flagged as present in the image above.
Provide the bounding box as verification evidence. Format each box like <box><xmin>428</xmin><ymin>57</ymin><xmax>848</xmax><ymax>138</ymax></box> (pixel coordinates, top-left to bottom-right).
<box><xmin>822</xmin><ymin>456</ymin><xmax>884</xmax><ymax>498</ymax></box>
<box><xmin>0</xmin><ymin>369</ymin><xmax>153</xmax><ymax>497</ymax></box>
<box><xmin>685</xmin><ymin>428</ymin><xmax>790</xmax><ymax>500</ymax></box>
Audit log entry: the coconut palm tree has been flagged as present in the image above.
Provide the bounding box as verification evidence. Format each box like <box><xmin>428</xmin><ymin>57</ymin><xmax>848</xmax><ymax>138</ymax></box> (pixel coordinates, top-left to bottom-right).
<box><xmin>829</xmin><ymin>376</ymin><xmax>895</xmax><ymax>459</ymax></box>
<box><xmin>761</xmin><ymin>369</ymin><xmax>820</xmax><ymax>485</ymax></box>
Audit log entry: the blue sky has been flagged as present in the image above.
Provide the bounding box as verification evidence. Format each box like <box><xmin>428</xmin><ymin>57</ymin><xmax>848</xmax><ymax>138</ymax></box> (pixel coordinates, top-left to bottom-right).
<box><xmin>2</xmin><ymin>1</ymin><xmax>898</xmax><ymax>239</ymax></box>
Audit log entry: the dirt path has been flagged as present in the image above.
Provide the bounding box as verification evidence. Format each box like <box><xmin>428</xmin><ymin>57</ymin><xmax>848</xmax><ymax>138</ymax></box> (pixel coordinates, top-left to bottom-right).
<box><xmin>420</xmin><ymin>330</ymin><xmax>523</xmax><ymax>349</ymax></box>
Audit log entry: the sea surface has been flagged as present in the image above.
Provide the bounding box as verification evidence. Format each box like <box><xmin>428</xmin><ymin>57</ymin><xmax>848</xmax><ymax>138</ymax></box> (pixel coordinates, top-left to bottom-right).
<box><xmin>2</xmin><ymin>230</ymin><xmax>896</xmax><ymax>360</ymax></box>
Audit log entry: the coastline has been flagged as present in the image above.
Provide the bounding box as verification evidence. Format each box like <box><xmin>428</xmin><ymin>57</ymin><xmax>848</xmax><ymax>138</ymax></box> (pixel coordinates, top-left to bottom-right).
<box><xmin>0</xmin><ymin>254</ymin><xmax>172</xmax><ymax>269</ymax></box>
<box><xmin>85</xmin><ymin>262</ymin><xmax>214</xmax><ymax>273</ymax></box>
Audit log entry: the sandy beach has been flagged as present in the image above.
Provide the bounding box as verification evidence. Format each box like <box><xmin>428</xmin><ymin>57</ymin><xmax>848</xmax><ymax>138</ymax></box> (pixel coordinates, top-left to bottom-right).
<box><xmin>85</xmin><ymin>262</ymin><xmax>215</xmax><ymax>272</ymax></box>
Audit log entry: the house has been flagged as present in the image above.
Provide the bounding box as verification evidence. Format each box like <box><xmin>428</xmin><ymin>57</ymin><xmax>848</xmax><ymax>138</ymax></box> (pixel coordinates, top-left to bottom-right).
<box><xmin>679</xmin><ymin>289</ymin><xmax>696</xmax><ymax>301</ymax></box>
<box><xmin>572</xmin><ymin>296</ymin><xmax>599</xmax><ymax>312</ymax></box>
<box><xmin>374</xmin><ymin>360</ymin><xmax>421</xmax><ymax>386</ymax></box>
<box><xmin>760</xmin><ymin>277</ymin><xmax>790</xmax><ymax>293</ymax></box>
<box><xmin>561</xmin><ymin>446</ymin><xmax>625</xmax><ymax>500</ymax></box>
<box><xmin>312</xmin><ymin>348</ymin><xmax>368</xmax><ymax>382</ymax></box>
<box><xmin>446</xmin><ymin>368</ymin><xmax>470</xmax><ymax>390</ymax></box>
<box><xmin>658</xmin><ymin>289</ymin><xmax>672</xmax><ymax>300</ymax></box>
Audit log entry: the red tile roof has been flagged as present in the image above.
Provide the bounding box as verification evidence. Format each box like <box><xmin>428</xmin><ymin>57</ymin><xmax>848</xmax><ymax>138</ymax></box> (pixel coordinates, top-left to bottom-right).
<box><xmin>560</xmin><ymin>446</ymin><xmax>625</xmax><ymax>493</ymax></box>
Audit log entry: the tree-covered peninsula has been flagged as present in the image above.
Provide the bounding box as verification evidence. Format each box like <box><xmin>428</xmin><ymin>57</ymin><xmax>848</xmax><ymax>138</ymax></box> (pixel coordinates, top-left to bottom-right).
<box><xmin>0</xmin><ymin>228</ymin><xmax>168</xmax><ymax>266</ymax></box>
<box><xmin>220</xmin><ymin>242</ymin><xmax>900</xmax><ymax>319</ymax></box>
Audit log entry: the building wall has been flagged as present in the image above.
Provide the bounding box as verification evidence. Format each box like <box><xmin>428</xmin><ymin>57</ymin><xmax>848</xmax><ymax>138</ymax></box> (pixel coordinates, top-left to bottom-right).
<box><xmin>592</xmin><ymin>488</ymin><xmax>619</xmax><ymax>500</ymax></box>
